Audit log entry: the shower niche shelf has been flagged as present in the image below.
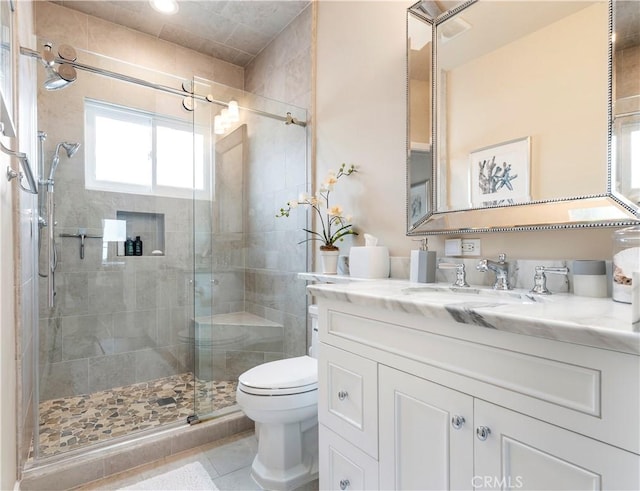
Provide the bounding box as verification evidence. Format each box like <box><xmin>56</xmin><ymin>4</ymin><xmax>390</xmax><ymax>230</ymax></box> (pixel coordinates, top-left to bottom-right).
<box><xmin>116</xmin><ymin>210</ymin><xmax>165</xmax><ymax>256</ymax></box>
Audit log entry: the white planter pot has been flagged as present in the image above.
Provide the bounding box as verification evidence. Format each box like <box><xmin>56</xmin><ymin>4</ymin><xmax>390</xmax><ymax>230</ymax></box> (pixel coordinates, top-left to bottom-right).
<box><xmin>319</xmin><ymin>249</ymin><xmax>340</xmax><ymax>274</ymax></box>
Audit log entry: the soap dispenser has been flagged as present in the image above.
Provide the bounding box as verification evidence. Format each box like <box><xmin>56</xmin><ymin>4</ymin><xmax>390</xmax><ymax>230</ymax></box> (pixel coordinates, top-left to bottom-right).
<box><xmin>410</xmin><ymin>238</ymin><xmax>436</xmax><ymax>283</ymax></box>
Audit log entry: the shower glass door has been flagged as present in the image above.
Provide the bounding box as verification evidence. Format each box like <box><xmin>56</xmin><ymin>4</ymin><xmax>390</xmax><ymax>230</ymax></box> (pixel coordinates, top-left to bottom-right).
<box><xmin>32</xmin><ymin>44</ymin><xmax>308</xmax><ymax>460</ymax></box>
<box><xmin>35</xmin><ymin>47</ymin><xmax>202</xmax><ymax>460</ymax></box>
<box><xmin>191</xmin><ymin>77</ymin><xmax>309</xmax><ymax>422</ymax></box>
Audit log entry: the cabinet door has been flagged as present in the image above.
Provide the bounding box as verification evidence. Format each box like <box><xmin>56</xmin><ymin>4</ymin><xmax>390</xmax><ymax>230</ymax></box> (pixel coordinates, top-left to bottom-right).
<box><xmin>320</xmin><ymin>425</ymin><xmax>379</xmax><ymax>491</ymax></box>
<box><xmin>474</xmin><ymin>400</ymin><xmax>640</xmax><ymax>491</ymax></box>
<box><xmin>379</xmin><ymin>366</ymin><xmax>474</xmax><ymax>490</ymax></box>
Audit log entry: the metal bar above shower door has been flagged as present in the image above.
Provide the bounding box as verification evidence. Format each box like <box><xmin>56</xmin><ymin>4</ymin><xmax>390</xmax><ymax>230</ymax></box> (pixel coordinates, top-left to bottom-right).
<box><xmin>19</xmin><ymin>46</ymin><xmax>305</xmax><ymax>125</ymax></box>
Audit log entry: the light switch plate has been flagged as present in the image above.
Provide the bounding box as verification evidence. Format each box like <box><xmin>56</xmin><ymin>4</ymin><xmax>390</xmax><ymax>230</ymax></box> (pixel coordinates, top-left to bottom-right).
<box><xmin>444</xmin><ymin>239</ymin><xmax>462</xmax><ymax>256</ymax></box>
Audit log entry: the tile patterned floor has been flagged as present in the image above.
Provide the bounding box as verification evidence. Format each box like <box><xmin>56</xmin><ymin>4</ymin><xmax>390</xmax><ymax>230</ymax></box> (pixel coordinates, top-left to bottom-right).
<box><xmin>36</xmin><ymin>373</ymin><xmax>238</xmax><ymax>458</ymax></box>
<box><xmin>76</xmin><ymin>432</ymin><xmax>319</xmax><ymax>491</ymax></box>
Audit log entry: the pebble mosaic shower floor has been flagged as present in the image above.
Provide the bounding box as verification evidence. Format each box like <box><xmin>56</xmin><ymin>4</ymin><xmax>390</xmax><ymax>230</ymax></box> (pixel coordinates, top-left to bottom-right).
<box><xmin>35</xmin><ymin>373</ymin><xmax>238</xmax><ymax>458</ymax></box>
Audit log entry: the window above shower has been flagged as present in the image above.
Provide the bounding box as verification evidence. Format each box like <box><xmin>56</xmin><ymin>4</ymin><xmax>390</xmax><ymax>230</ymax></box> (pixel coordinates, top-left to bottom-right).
<box><xmin>84</xmin><ymin>98</ymin><xmax>210</xmax><ymax>199</ymax></box>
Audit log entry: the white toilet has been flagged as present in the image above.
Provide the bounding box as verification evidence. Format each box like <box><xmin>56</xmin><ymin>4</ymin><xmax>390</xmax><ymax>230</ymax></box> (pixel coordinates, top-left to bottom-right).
<box><xmin>236</xmin><ymin>305</ymin><xmax>319</xmax><ymax>491</ymax></box>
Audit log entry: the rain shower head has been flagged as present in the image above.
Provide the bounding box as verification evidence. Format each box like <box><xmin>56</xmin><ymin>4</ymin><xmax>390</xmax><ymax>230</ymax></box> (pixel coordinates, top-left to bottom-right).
<box><xmin>41</xmin><ymin>43</ymin><xmax>78</xmax><ymax>90</ymax></box>
<box><xmin>43</xmin><ymin>63</ymin><xmax>77</xmax><ymax>90</ymax></box>
<box><xmin>48</xmin><ymin>141</ymin><xmax>81</xmax><ymax>182</ymax></box>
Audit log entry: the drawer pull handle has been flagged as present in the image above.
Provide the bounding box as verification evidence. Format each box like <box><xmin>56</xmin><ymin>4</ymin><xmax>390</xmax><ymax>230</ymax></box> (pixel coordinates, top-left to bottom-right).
<box><xmin>476</xmin><ymin>426</ymin><xmax>491</xmax><ymax>441</ymax></box>
<box><xmin>337</xmin><ymin>390</ymin><xmax>349</xmax><ymax>401</ymax></box>
<box><xmin>451</xmin><ymin>415</ymin><xmax>465</xmax><ymax>430</ymax></box>
<box><xmin>339</xmin><ymin>479</ymin><xmax>350</xmax><ymax>490</ymax></box>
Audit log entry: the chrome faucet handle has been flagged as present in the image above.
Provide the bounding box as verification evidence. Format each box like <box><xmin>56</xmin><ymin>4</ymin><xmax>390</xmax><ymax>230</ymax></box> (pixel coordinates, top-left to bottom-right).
<box><xmin>530</xmin><ymin>266</ymin><xmax>569</xmax><ymax>295</ymax></box>
<box><xmin>439</xmin><ymin>262</ymin><xmax>470</xmax><ymax>287</ymax></box>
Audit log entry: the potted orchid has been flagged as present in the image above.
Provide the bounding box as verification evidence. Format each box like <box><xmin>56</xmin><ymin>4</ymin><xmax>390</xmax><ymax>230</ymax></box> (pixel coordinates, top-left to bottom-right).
<box><xmin>277</xmin><ymin>163</ymin><xmax>358</xmax><ymax>272</ymax></box>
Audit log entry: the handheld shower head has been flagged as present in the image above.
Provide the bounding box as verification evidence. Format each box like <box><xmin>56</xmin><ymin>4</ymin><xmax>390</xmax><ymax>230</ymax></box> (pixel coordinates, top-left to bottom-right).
<box><xmin>48</xmin><ymin>141</ymin><xmax>81</xmax><ymax>182</ymax></box>
<box><xmin>60</xmin><ymin>142</ymin><xmax>80</xmax><ymax>159</ymax></box>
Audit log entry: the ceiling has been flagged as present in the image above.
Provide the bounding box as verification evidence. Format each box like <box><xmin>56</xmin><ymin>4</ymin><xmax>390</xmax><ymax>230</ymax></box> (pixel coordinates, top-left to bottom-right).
<box><xmin>417</xmin><ymin>1</ymin><xmax>639</xmax><ymax>51</ymax></box>
<box><xmin>615</xmin><ymin>0</ymin><xmax>640</xmax><ymax>51</ymax></box>
<box><xmin>51</xmin><ymin>0</ymin><xmax>310</xmax><ymax>67</ymax></box>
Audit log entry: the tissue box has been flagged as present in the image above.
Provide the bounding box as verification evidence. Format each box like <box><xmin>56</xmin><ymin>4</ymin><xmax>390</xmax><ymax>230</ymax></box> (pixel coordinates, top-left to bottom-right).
<box><xmin>349</xmin><ymin>246</ymin><xmax>390</xmax><ymax>279</ymax></box>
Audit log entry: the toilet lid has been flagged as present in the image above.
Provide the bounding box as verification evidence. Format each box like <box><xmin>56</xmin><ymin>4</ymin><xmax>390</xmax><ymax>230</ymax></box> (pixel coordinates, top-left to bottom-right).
<box><xmin>238</xmin><ymin>356</ymin><xmax>317</xmax><ymax>395</ymax></box>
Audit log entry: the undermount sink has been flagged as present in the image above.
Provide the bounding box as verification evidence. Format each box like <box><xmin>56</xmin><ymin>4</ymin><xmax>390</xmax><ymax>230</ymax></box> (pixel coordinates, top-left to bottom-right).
<box><xmin>401</xmin><ymin>284</ymin><xmax>549</xmax><ymax>304</ymax></box>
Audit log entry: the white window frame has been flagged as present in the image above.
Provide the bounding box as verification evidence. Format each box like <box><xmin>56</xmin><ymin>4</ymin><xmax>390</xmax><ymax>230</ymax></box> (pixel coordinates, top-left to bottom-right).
<box><xmin>84</xmin><ymin>98</ymin><xmax>211</xmax><ymax>200</ymax></box>
<box><xmin>613</xmin><ymin>116</ymin><xmax>640</xmax><ymax>204</ymax></box>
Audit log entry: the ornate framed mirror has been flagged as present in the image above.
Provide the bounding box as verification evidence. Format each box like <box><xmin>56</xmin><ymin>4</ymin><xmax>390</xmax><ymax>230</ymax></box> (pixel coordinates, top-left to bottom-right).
<box><xmin>407</xmin><ymin>0</ymin><xmax>640</xmax><ymax>234</ymax></box>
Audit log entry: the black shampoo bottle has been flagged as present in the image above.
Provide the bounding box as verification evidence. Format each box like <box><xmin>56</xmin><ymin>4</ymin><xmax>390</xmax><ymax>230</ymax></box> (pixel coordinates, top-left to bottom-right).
<box><xmin>134</xmin><ymin>236</ymin><xmax>143</xmax><ymax>256</ymax></box>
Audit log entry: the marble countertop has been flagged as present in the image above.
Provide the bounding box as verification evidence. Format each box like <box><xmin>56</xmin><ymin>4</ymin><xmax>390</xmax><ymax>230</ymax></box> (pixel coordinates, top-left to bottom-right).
<box><xmin>302</xmin><ymin>277</ymin><xmax>639</xmax><ymax>355</ymax></box>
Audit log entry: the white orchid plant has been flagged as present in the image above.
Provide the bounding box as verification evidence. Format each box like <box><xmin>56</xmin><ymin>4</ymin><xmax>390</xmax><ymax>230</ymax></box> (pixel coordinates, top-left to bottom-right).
<box><xmin>277</xmin><ymin>163</ymin><xmax>358</xmax><ymax>250</ymax></box>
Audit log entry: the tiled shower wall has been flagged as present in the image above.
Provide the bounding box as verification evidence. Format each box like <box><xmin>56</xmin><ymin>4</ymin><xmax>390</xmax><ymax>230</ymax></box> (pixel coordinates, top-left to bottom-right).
<box><xmin>243</xmin><ymin>4</ymin><xmax>313</xmax><ymax>358</ymax></box>
<box><xmin>35</xmin><ymin>2</ymin><xmax>245</xmax><ymax>400</ymax></box>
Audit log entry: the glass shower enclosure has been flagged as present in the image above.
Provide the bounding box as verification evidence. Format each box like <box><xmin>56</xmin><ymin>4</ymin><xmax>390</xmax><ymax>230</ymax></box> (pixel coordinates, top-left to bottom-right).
<box><xmin>31</xmin><ymin>45</ymin><xmax>308</xmax><ymax>462</ymax></box>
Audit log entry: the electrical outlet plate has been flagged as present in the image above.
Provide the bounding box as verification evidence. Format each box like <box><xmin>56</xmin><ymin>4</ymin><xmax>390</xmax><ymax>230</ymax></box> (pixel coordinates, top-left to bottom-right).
<box><xmin>460</xmin><ymin>239</ymin><xmax>481</xmax><ymax>256</ymax></box>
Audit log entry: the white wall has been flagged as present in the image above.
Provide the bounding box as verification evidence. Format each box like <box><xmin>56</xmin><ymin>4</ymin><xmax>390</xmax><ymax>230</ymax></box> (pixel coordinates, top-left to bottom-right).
<box><xmin>316</xmin><ymin>1</ymin><xmax>412</xmax><ymax>256</ymax></box>
<box><xmin>0</xmin><ymin>102</ymin><xmax>17</xmax><ymax>491</ymax></box>
<box><xmin>315</xmin><ymin>0</ymin><xmax>620</xmax><ymax>263</ymax></box>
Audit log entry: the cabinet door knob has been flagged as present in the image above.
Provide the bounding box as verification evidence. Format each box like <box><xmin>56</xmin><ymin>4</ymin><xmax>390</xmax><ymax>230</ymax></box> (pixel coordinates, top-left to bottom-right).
<box><xmin>476</xmin><ymin>426</ymin><xmax>491</xmax><ymax>441</ymax></box>
<box><xmin>337</xmin><ymin>390</ymin><xmax>349</xmax><ymax>401</ymax></box>
<box><xmin>451</xmin><ymin>415</ymin><xmax>465</xmax><ymax>429</ymax></box>
<box><xmin>339</xmin><ymin>479</ymin><xmax>351</xmax><ymax>490</ymax></box>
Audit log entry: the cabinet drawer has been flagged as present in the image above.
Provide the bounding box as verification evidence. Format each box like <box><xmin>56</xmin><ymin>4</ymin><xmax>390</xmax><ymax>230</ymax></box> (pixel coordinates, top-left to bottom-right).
<box><xmin>320</xmin><ymin>425</ymin><xmax>379</xmax><ymax>491</ymax></box>
<box><xmin>318</xmin><ymin>343</ymin><xmax>378</xmax><ymax>459</ymax></box>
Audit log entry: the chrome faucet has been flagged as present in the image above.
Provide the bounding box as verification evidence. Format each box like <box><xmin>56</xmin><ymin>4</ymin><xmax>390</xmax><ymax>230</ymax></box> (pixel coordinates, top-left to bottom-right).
<box><xmin>530</xmin><ymin>265</ymin><xmax>569</xmax><ymax>294</ymax></box>
<box><xmin>438</xmin><ymin>262</ymin><xmax>470</xmax><ymax>287</ymax></box>
<box><xmin>476</xmin><ymin>253</ymin><xmax>511</xmax><ymax>290</ymax></box>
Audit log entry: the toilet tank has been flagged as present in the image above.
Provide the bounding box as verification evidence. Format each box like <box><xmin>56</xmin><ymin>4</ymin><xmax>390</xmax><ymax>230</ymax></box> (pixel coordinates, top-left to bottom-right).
<box><xmin>308</xmin><ymin>304</ymin><xmax>319</xmax><ymax>359</ymax></box>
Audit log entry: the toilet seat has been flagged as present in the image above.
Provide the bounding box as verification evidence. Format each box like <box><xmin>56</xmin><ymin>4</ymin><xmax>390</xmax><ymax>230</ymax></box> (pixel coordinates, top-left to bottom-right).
<box><xmin>238</xmin><ymin>355</ymin><xmax>317</xmax><ymax>396</ymax></box>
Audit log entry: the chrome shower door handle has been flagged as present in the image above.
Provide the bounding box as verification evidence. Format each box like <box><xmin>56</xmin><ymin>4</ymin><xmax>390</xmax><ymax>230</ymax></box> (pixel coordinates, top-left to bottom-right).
<box><xmin>1</xmin><ymin>133</ymin><xmax>38</xmax><ymax>194</ymax></box>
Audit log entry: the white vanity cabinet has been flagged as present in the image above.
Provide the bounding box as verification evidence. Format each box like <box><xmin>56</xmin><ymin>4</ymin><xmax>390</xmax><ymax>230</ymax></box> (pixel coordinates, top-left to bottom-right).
<box><xmin>316</xmin><ymin>298</ymin><xmax>640</xmax><ymax>491</ymax></box>
<box><xmin>379</xmin><ymin>366</ymin><xmax>638</xmax><ymax>491</ymax></box>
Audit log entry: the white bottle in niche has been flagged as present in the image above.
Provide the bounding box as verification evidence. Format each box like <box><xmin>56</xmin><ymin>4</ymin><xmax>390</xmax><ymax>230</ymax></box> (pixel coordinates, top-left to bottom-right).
<box><xmin>410</xmin><ymin>238</ymin><xmax>436</xmax><ymax>283</ymax></box>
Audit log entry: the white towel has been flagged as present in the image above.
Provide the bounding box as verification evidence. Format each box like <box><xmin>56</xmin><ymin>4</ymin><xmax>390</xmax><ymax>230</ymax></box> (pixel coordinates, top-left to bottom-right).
<box><xmin>118</xmin><ymin>461</ymin><xmax>218</xmax><ymax>490</ymax></box>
